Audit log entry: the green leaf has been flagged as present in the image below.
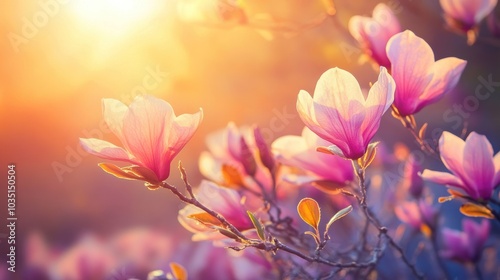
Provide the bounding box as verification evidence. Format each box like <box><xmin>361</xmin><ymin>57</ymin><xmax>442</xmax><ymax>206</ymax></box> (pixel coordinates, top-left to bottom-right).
<box><xmin>325</xmin><ymin>205</ymin><xmax>352</xmax><ymax>233</ymax></box>
<box><xmin>247</xmin><ymin>211</ymin><xmax>265</xmax><ymax>240</ymax></box>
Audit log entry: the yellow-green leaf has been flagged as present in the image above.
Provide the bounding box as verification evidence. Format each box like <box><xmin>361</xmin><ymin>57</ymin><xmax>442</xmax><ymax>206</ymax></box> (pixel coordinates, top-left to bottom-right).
<box><xmin>170</xmin><ymin>262</ymin><xmax>188</xmax><ymax>280</ymax></box>
<box><xmin>188</xmin><ymin>212</ymin><xmax>223</xmax><ymax>227</ymax></box>
<box><xmin>297</xmin><ymin>198</ymin><xmax>321</xmax><ymax>230</ymax></box>
<box><xmin>459</xmin><ymin>203</ymin><xmax>494</xmax><ymax>219</ymax></box>
<box><xmin>325</xmin><ymin>205</ymin><xmax>352</xmax><ymax>233</ymax></box>
<box><xmin>213</xmin><ymin>226</ymin><xmax>242</xmax><ymax>241</ymax></box>
<box><xmin>247</xmin><ymin>211</ymin><xmax>265</xmax><ymax>240</ymax></box>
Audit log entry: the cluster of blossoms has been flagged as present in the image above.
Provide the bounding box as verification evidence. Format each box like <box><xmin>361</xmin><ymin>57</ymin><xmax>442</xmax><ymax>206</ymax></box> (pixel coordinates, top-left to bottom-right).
<box><xmin>79</xmin><ymin>1</ymin><xmax>500</xmax><ymax>279</ymax></box>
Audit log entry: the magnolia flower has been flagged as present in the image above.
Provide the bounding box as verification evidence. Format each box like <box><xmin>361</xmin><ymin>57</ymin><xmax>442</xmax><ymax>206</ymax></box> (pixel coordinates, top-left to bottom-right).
<box><xmin>80</xmin><ymin>95</ymin><xmax>203</xmax><ymax>185</ymax></box>
<box><xmin>440</xmin><ymin>0</ymin><xmax>498</xmax><ymax>43</ymax></box>
<box><xmin>178</xmin><ymin>180</ymin><xmax>256</xmax><ymax>241</ymax></box>
<box><xmin>272</xmin><ymin>127</ymin><xmax>354</xmax><ymax>188</ymax></box>
<box><xmin>386</xmin><ymin>30</ymin><xmax>467</xmax><ymax>116</ymax></box>
<box><xmin>440</xmin><ymin>219</ymin><xmax>490</xmax><ymax>263</ymax></box>
<box><xmin>421</xmin><ymin>131</ymin><xmax>500</xmax><ymax>200</ymax></box>
<box><xmin>348</xmin><ymin>3</ymin><xmax>401</xmax><ymax>68</ymax></box>
<box><xmin>199</xmin><ymin>123</ymin><xmax>273</xmax><ymax>194</ymax></box>
<box><xmin>175</xmin><ymin>242</ymin><xmax>274</xmax><ymax>280</ymax></box>
<box><xmin>296</xmin><ymin>67</ymin><xmax>395</xmax><ymax>160</ymax></box>
<box><xmin>395</xmin><ymin>200</ymin><xmax>437</xmax><ymax>233</ymax></box>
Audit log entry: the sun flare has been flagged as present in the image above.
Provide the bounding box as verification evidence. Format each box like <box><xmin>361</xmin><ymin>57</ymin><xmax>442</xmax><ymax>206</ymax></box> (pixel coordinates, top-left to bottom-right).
<box><xmin>69</xmin><ymin>0</ymin><xmax>161</xmax><ymax>33</ymax></box>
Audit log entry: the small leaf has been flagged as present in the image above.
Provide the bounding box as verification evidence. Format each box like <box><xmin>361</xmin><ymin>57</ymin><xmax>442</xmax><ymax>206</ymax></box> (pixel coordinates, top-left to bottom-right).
<box><xmin>325</xmin><ymin>205</ymin><xmax>352</xmax><ymax>233</ymax></box>
<box><xmin>247</xmin><ymin>211</ymin><xmax>265</xmax><ymax>240</ymax></box>
<box><xmin>98</xmin><ymin>163</ymin><xmax>145</xmax><ymax>181</ymax></box>
<box><xmin>304</xmin><ymin>231</ymin><xmax>320</xmax><ymax>245</ymax></box>
<box><xmin>358</xmin><ymin>142</ymin><xmax>378</xmax><ymax>169</ymax></box>
<box><xmin>169</xmin><ymin>262</ymin><xmax>187</xmax><ymax>280</ymax></box>
<box><xmin>418</xmin><ymin>123</ymin><xmax>428</xmax><ymax>140</ymax></box>
<box><xmin>311</xmin><ymin>180</ymin><xmax>343</xmax><ymax>194</ymax></box>
<box><xmin>459</xmin><ymin>203</ymin><xmax>494</xmax><ymax>219</ymax></box>
<box><xmin>297</xmin><ymin>198</ymin><xmax>321</xmax><ymax>230</ymax></box>
<box><xmin>188</xmin><ymin>212</ymin><xmax>223</xmax><ymax>227</ymax></box>
<box><xmin>316</xmin><ymin>145</ymin><xmax>345</xmax><ymax>158</ymax></box>
<box><xmin>214</xmin><ymin>226</ymin><xmax>242</xmax><ymax>241</ymax></box>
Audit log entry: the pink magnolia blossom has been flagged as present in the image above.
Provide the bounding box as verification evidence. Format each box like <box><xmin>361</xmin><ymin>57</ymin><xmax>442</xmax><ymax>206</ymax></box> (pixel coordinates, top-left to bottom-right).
<box><xmin>349</xmin><ymin>3</ymin><xmax>401</xmax><ymax>68</ymax></box>
<box><xmin>272</xmin><ymin>127</ymin><xmax>354</xmax><ymax>187</ymax></box>
<box><xmin>175</xmin><ymin>242</ymin><xmax>274</xmax><ymax>280</ymax></box>
<box><xmin>386</xmin><ymin>30</ymin><xmax>467</xmax><ymax>116</ymax></box>
<box><xmin>296</xmin><ymin>67</ymin><xmax>395</xmax><ymax>160</ymax></box>
<box><xmin>440</xmin><ymin>0</ymin><xmax>498</xmax><ymax>34</ymax></box>
<box><xmin>421</xmin><ymin>131</ymin><xmax>500</xmax><ymax>200</ymax></box>
<box><xmin>395</xmin><ymin>200</ymin><xmax>437</xmax><ymax>231</ymax></box>
<box><xmin>80</xmin><ymin>95</ymin><xmax>203</xmax><ymax>184</ymax></box>
<box><xmin>440</xmin><ymin>219</ymin><xmax>490</xmax><ymax>263</ymax></box>
<box><xmin>199</xmin><ymin>123</ymin><xmax>273</xmax><ymax>194</ymax></box>
<box><xmin>178</xmin><ymin>180</ymin><xmax>256</xmax><ymax>241</ymax></box>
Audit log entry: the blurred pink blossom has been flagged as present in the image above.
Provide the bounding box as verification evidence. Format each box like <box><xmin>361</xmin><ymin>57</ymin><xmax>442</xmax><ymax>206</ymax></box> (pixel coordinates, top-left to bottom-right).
<box><xmin>272</xmin><ymin>127</ymin><xmax>354</xmax><ymax>188</ymax></box>
<box><xmin>387</xmin><ymin>30</ymin><xmax>467</xmax><ymax>116</ymax></box>
<box><xmin>440</xmin><ymin>0</ymin><xmax>498</xmax><ymax>34</ymax></box>
<box><xmin>176</xmin><ymin>242</ymin><xmax>273</xmax><ymax>280</ymax></box>
<box><xmin>178</xmin><ymin>180</ymin><xmax>257</xmax><ymax>241</ymax></box>
<box><xmin>296</xmin><ymin>67</ymin><xmax>395</xmax><ymax>159</ymax></box>
<box><xmin>80</xmin><ymin>95</ymin><xmax>203</xmax><ymax>184</ymax></box>
<box><xmin>440</xmin><ymin>219</ymin><xmax>490</xmax><ymax>263</ymax></box>
<box><xmin>349</xmin><ymin>3</ymin><xmax>401</xmax><ymax>68</ymax></box>
<box><xmin>199</xmin><ymin>123</ymin><xmax>273</xmax><ymax>194</ymax></box>
<box><xmin>422</xmin><ymin>131</ymin><xmax>500</xmax><ymax>200</ymax></box>
<box><xmin>50</xmin><ymin>235</ymin><xmax>117</xmax><ymax>280</ymax></box>
<box><xmin>395</xmin><ymin>200</ymin><xmax>437</xmax><ymax>232</ymax></box>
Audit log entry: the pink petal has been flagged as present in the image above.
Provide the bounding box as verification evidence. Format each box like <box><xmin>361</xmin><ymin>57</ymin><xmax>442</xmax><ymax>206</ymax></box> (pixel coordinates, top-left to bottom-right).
<box><xmin>387</xmin><ymin>30</ymin><xmax>435</xmax><ymax>115</ymax></box>
<box><xmin>122</xmin><ymin>95</ymin><xmax>173</xmax><ymax>178</ymax></box>
<box><xmin>102</xmin><ymin>98</ymin><xmax>129</xmax><ymax>145</ymax></box>
<box><xmin>362</xmin><ymin>67</ymin><xmax>395</xmax><ymax>142</ymax></box>
<box><xmin>80</xmin><ymin>138</ymin><xmax>136</xmax><ymax>164</ymax></box>
<box><xmin>440</xmin><ymin>0</ymin><xmax>476</xmax><ymax>25</ymax></box>
<box><xmin>493</xmin><ymin>152</ymin><xmax>500</xmax><ymax>186</ymax></box>
<box><xmin>439</xmin><ymin>131</ymin><xmax>469</xmax><ymax>184</ymax></box>
<box><xmin>420</xmin><ymin>169</ymin><xmax>463</xmax><ymax>187</ymax></box>
<box><xmin>419</xmin><ymin>57</ymin><xmax>467</xmax><ymax>107</ymax></box>
<box><xmin>474</xmin><ymin>0</ymin><xmax>498</xmax><ymax>23</ymax></box>
<box><xmin>373</xmin><ymin>3</ymin><xmax>401</xmax><ymax>37</ymax></box>
<box><xmin>462</xmin><ymin>132</ymin><xmax>495</xmax><ymax>199</ymax></box>
<box><xmin>313</xmin><ymin>68</ymin><xmax>364</xmax><ymax>119</ymax></box>
<box><xmin>163</xmin><ymin>109</ymin><xmax>204</xmax><ymax>178</ymax></box>
<box><xmin>296</xmin><ymin>90</ymin><xmax>334</xmax><ymax>144</ymax></box>
<box><xmin>226</xmin><ymin>122</ymin><xmax>242</xmax><ymax>160</ymax></box>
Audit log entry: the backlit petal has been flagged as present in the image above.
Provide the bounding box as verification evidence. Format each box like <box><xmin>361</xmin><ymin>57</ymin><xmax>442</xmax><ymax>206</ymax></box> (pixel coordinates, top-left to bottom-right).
<box><xmin>463</xmin><ymin>132</ymin><xmax>495</xmax><ymax>199</ymax></box>
<box><xmin>80</xmin><ymin>138</ymin><xmax>136</xmax><ymax>164</ymax></box>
